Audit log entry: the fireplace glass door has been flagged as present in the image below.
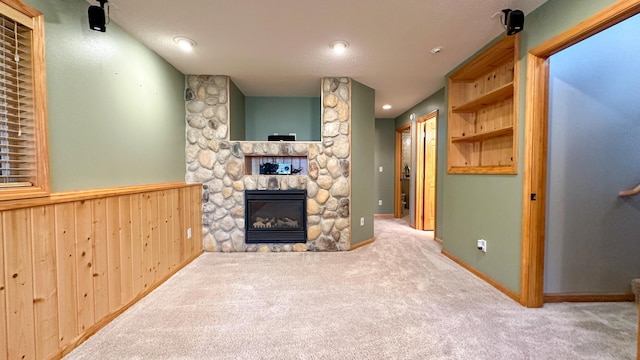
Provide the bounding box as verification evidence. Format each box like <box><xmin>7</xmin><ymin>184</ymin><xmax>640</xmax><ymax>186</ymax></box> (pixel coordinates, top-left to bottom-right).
<box><xmin>245</xmin><ymin>190</ymin><xmax>307</xmax><ymax>243</ymax></box>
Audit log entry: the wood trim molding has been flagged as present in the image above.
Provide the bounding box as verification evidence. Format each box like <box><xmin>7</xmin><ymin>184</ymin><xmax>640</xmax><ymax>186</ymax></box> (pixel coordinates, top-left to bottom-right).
<box><xmin>442</xmin><ymin>249</ymin><xmax>520</xmax><ymax>303</ymax></box>
<box><xmin>434</xmin><ymin>237</ymin><xmax>443</xmax><ymax>244</ymax></box>
<box><xmin>0</xmin><ymin>0</ymin><xmax>42</xmax><ymax>18</ymax></box>
<box><xmin>350</xmin><ymin>237</ymin><xmax>375</xmax><ymax>251</ymax></box>
<box><xmin>374</xmin><ymin>214</ymin><xmax>394</xmax><ymax>218</ymax></box>
<box><xmin>531</xmin><ymin>0</ymin><xmax>640</xmax><ymax>57</ymax></box>
<box><xmin>544</xmin><ymin>293</ymin><xmax>635</xmax><ymax>303</ymax></box>
<box><xmin>0</xmin><ymin>182</ymin><xmax>199</xmax><ymax>211</ymax></box>
<box><xmin>54</xmin><ymin>251</ymin><xmax>203</xmax><ymax>360</ymax></box>
<box><xmin>520</xmin><ymin>54</ymin><xmax>549</xmax><ymax>308</ymax></box>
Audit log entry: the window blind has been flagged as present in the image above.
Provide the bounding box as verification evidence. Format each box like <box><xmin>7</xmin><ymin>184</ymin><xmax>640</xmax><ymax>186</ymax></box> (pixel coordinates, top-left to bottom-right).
<box><xmin>0</xmin><ymin>13</ymin><xmax>33</xmax><ymax>187</ymax></box>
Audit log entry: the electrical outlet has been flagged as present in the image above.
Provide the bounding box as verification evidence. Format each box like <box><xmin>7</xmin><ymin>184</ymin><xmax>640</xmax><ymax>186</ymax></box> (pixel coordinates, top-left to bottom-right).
<box><xmin>360</xmin><ymin>217</ymin><xmax>365</xmax><ymax>226</ymax></box>
<box><xmin>477</xmin><ymin>239</ymin><xmax>487</xmax><ymax>252</ymax></box>
<box><xmin>187</xmin><ymin>228</ymin><xmax>192</xmax><ymax>239</ymax></box>
<box><xmin>378</xmin><ymin>200</ymin><xmax>382</xmax><ymax>206</ymax></box>
<box><xmin>379</xmin><ymin>166</ymin><xmax>383</xmax><ymax>172</ymax></box>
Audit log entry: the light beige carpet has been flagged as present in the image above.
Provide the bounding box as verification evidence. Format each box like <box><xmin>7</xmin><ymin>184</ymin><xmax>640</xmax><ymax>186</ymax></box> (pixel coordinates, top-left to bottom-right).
<box><xmin>64</xmin><ymin>217</ymin><xmax>638</xmax><ymax>359</ymax></box>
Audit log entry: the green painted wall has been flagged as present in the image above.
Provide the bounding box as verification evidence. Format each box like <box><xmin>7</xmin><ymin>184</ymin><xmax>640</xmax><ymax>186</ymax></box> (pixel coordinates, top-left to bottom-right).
<box><xmin>350</xmin><ymin>81</ymin><xmax>375</xmax><ymax>245</ymax></box>
<box><xmin>28</xmin><ymin>0</ymin><xmax>186</xmax><ymax>192</ymax></box>
<box><xmin>229</xmin><ymin>80</ymin><xmax>246</xmax><ymax>141</ymax></box>
<box><xmin>374</xmin><ymin>119</ymin><xmax>395</xmax><ymax>214</ymax></box>
<box><xmin>245</xmin><ymin>97</ymin><xmax>321</xmax><ymax>141</ymax></box>
<box><xmin>438</xmin><ymin>0</ymin><xmax>619</xmax><ymax>294</ymax></box>
<box><xmin>395</xmin><ymin>88</ymin><xmax>446</xmax><ymax>233</ymax></box>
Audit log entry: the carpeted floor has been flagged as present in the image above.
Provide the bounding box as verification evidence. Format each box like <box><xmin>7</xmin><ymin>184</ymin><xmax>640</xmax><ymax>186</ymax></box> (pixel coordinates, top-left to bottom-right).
<box><xmin>64</xmin><ymin>217</ymin><xmax>638</xmax><ymax>359</ymax></box>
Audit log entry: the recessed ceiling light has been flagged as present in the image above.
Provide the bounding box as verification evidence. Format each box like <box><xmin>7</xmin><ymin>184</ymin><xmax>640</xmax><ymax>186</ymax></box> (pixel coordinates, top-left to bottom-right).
<box><xmin>174</xmin><ymin>36</ymin><xmax>196</xmax><ymax>52</ymax></box>
<box><xmin>430</xmin><ymin>47</ymin><xmax>443</xmax><ymax>54</ymax></box>
<box><xmin>382</xmin><ymin>104</ymin><xmax>392</xmax><ymax>110</ymax></box>
<box><xmin>330</xmin><ymin>40</ymin><xmax>349</xmax><ymax>54</ymax></box>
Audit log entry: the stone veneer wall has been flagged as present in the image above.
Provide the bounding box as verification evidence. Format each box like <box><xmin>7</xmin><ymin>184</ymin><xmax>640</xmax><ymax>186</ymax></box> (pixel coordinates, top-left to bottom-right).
<box><xmin>185</xmin><ymin>76</ymin><xmax>352</xmax><ymax>252</ymax></box>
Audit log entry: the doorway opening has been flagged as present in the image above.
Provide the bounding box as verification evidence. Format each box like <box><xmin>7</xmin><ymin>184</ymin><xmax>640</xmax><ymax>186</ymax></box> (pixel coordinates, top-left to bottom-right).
<box><xmin>521</xmin><ymin>0</ymin><xmax>640</xmax><ymax>308</ymax></box>
<box><xmin>394</xmin><ymin>111</ymin><xmax>438</xmax><ymax>231</ymax></box>
<box><xmin>395</xmin><ymin>123</ymin><xmax>411</xmax><ymax>221</ymax></box>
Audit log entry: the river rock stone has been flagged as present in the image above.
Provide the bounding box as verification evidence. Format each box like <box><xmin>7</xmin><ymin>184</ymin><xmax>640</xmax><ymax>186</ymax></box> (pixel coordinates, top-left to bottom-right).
<box><xmin>226</xmin><ymin>158</ymin><xmax>243</xmax><ymax>180</ymax></box>
<box><xmin>198</xmin><ymin>151</ymin><xmax>216</xmax><ymax>169</ymax></box>
<box><xmin>337</xmin><ymin>100</ymin><xmax>349</xmax><ymax>122</ymax></box>
<box><xmin>338</xmin><ymin>198</ymin><xmax>350</xmax><ymax>217</ymax></box>
<box><xmin>187</xmin><ymin>100</ymin><xmax>206</xmax><ymax>113</ymax></box>
<box><xmin>316</xmin><ymin>189</ymin><xmax>330</xmax><ymax>204</ymax></box>
<box><xmin>308</xmin><ymin>161</ymin><xmax>319</xmax><ymax>180</ymax></box>
<box><xmin>327</xmin><ymin>159</ymin><xmax>341</xmax><ymax>178</ymax></box>
<box><xmin>335</xmin><ymin>218</ymin><xmax>349</xmax><ymax>230</ymax></box>
<box><xmin>331</xmin><ymin>177</ymin><xmax>349</xmax><ymax>197</ymax></box>
<box><xmin>324</xmin><ymin>108</ymin><xmax>338</xmax><ymax>122</ymax></box>
<box><xmin>323</xmin><ymin>93</ymin><xmax>338</xmax><ymax>108</ymax></box>
<box><xmin>293</xmin><ymin>243</ymin><xmax>308</xmax><ymax>252</ymax></box>
<box><xmin>333</xmin><ymin>136</ymin><xmax>350</xmax><ymax>159</ymax></box>
<box><xmin>308</xmin><ymin>226</ymin><xmax>322</xmax><ymax>240</ymax></box>
<box><xmin>317</xmin><ymin>175</ymin><xmax>333</xmax><ymax>190</ymax></box>
<box><xmin>323</xmin><ymin>121</ymin><xmax>340</xmax><ymax>137</ymax></box>
<box><xmin>307</xmin><ymin>199</ymin><xmax>319</xmax><ymax>215</ymax></box>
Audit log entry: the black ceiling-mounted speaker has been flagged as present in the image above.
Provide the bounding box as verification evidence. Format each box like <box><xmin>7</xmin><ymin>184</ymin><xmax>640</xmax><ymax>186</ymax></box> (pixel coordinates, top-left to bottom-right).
<box><xmin>88</xmin><ymin>0</ymin><xmax>108</xmax><ymax>32</ymax></box>
<box><xmin>502</xmin><ymin>9</ymin><xmax>524</xmax><ymax>35</ymax></box>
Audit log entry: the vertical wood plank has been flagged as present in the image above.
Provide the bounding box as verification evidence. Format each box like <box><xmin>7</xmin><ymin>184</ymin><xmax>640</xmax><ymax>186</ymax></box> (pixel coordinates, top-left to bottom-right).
<box><xmin>74</xmin><ymin>200</ymin><xmax>95</xmax><ymax>333</ymax></box>
<box><xmin>158</xmin><ymin>191</ymin><xmax>169</xmax><ymax>274</ymax></box>
<box><xmin>130</xmin><ymin>194</ymin><xmax>143</xmax><ymax>296</ymax></box>
<box><xmin>106</xmin><ymin>197</ymin><xmax>122</xmax><ymax>313</ymax></box>
<box><xmin>141</xmin><ymin>193</ymin><xmax>153</xmax><ymax>290</ymax></box>
<box><xmin>4</xmin><ymin>209</ymin><xmax>36</xmax><ymax>360</ymax></box>
<box><xmin>179</xmin><ymin>188</ymin><xmax>189</xmax><ymax>261</ymax></box>
<box><xmin>55</xmin><ymin>203</ymin><xmax>77</xmax><ymax>348</ymax></box>
<box><xmin>92</xmin><ymin>198</ymin><xmax>109</xmax><ymax>320</ymax></box>
<box><xmin>149</xmin><ymin>192</ymin><xmax>160</xmax><ymax>280</ymax></box>
<box><xmin>171</xmin><ymin>189</ymin><xmax>181</xmax><ymax>266</ymax></box>
<box><xmin>0</xmin><ymin>210</ymin><xmax>6</xmax><ymax>360</ymax></box>
<box><xmin>191</xmin><ymin>186</ymin><xmax>202</xmax><ymax>254</ymax></box>
<box><xmin>119</xmin><ymin>195</ymin><xmax>134</xmax><ymax>304</ymax></box>
<box><xmin>31</xmin><ymin>205</ymin><xmax>59</xmax><ymax>360</ymax></box>
<box><xmin>166</xmin><ymin>190</ymin><xmax>176</xmax><ymax>271</ymax></box>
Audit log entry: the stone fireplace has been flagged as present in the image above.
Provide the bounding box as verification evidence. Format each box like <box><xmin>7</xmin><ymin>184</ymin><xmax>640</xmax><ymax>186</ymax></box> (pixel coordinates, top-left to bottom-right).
<box><xmin>185</xmin><ymin>76</ymin><xmax>352</xmax><ymax>252</ymax></box>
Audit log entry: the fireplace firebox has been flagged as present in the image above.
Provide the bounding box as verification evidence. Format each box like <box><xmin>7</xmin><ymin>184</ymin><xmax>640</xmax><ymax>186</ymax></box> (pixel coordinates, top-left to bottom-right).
<box><xmin>245</xmin><ymin>190</ymin><xmax>307</xmax><ymax>244</ymax></box>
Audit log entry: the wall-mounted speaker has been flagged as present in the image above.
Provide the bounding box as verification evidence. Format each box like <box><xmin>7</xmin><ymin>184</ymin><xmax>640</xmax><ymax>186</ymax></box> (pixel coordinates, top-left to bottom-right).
<box><xmin>89</xmin><ymin>0</ymin><xmax>108</xmax><ymax>32</ymax></box>
<box><xmin>502</xmin><ymin>9</ymin><xmax>524</xmax><ymax>36</ymax></box>
<box><xmin>88</xmin><ymin>6</ymin><xmax>106</xmax><ymax>32</ymax></box>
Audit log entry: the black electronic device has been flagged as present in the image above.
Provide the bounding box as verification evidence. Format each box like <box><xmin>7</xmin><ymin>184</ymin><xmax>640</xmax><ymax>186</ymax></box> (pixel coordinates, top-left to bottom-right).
<box><xmin>267</xmin><ymin>135</ymin><xmax>295</xmax><ymax>142</ymax></box>
<box><xmin>502</xmin><ymin>9</ymin><xmax>524</xmax><ymax>36</ymax></box>
<box><xmin>89</xmin><ymin>0</ymin><xmax>108</xmax><ymax>32</ymax></box>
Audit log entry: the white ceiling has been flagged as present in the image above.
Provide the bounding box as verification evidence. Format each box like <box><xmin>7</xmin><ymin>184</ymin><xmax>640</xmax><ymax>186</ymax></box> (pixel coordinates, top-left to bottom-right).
<box><xmin>96</xmin><ymin>0</ymin><xmax>547</xmax><ymax>118</ymax></box>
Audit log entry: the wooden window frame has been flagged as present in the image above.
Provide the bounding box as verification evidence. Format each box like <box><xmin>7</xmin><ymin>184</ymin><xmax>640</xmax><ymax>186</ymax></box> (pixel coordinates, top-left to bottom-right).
<box><xmin>0</xmin><ymin>0</ymin><xmax>49</xmax><ymax>201</ymax></box>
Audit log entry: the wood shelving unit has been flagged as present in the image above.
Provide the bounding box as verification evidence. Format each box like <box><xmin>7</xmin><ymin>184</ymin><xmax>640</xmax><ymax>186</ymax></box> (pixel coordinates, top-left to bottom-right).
<box><xmin>450</xmin><ymin>126</ymin><xmax>513</xmax><ymax>143</ymax></box>
<box><xmin>452</xmin><ymin>83</ymin><xmax>514</xmax><ymax>113</ymax></box>
<box><xmin>447</xmin><ymin>35</ymin><xmax>519</xmax><ymax>174</ymax></box>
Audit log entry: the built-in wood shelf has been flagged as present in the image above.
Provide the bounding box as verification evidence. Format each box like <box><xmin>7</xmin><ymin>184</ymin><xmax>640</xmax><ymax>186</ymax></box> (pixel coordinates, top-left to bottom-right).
<box><xmin>452</xmin><ymin>82</ymin><xmax>514</xmax><ymax>113</ymax></box>
<box><xmin>448</xmin><ymin>165</ymin><xmax>518</xmax><ymax>175</ymax></box>
<box><xmin>447</xmin><ymin>34</ymin><xmax>519</xmax><ymax>175</ymax></box>
<box><xmin>451</xmin><ymin>126</ymin><xmax>514</xmax><ymax>143</ymax></box>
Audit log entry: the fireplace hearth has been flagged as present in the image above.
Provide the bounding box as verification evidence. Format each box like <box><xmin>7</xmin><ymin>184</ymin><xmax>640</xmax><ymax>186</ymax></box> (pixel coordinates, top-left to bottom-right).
<box><xmin>245</xmin><ymin>190</ymin><xmax>307</xmax><ymax>244</ymax></box>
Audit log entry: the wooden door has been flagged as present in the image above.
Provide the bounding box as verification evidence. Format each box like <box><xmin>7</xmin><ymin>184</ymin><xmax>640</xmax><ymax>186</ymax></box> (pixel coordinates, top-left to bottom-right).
<box><xmin>414</xmin><ymin>111</ymin><xmax>437</xmax><ymax>231</ymax></box>
<box><xmin>415</xmin><ymin>120</ymin><xmax>426</xmax><ymax>229</ymax></box>
<box><xmin>424</xmin><ymin>118</ymin><xmax>436</xmax><ymax>230</ymax></box>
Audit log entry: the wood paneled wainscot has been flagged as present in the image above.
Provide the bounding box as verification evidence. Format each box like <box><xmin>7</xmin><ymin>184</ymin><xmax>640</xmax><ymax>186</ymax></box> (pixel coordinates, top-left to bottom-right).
<box><xmin>0</xmin><ymin>182</ymin><xmax>203</xmax><ymax>360</ymax></box>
